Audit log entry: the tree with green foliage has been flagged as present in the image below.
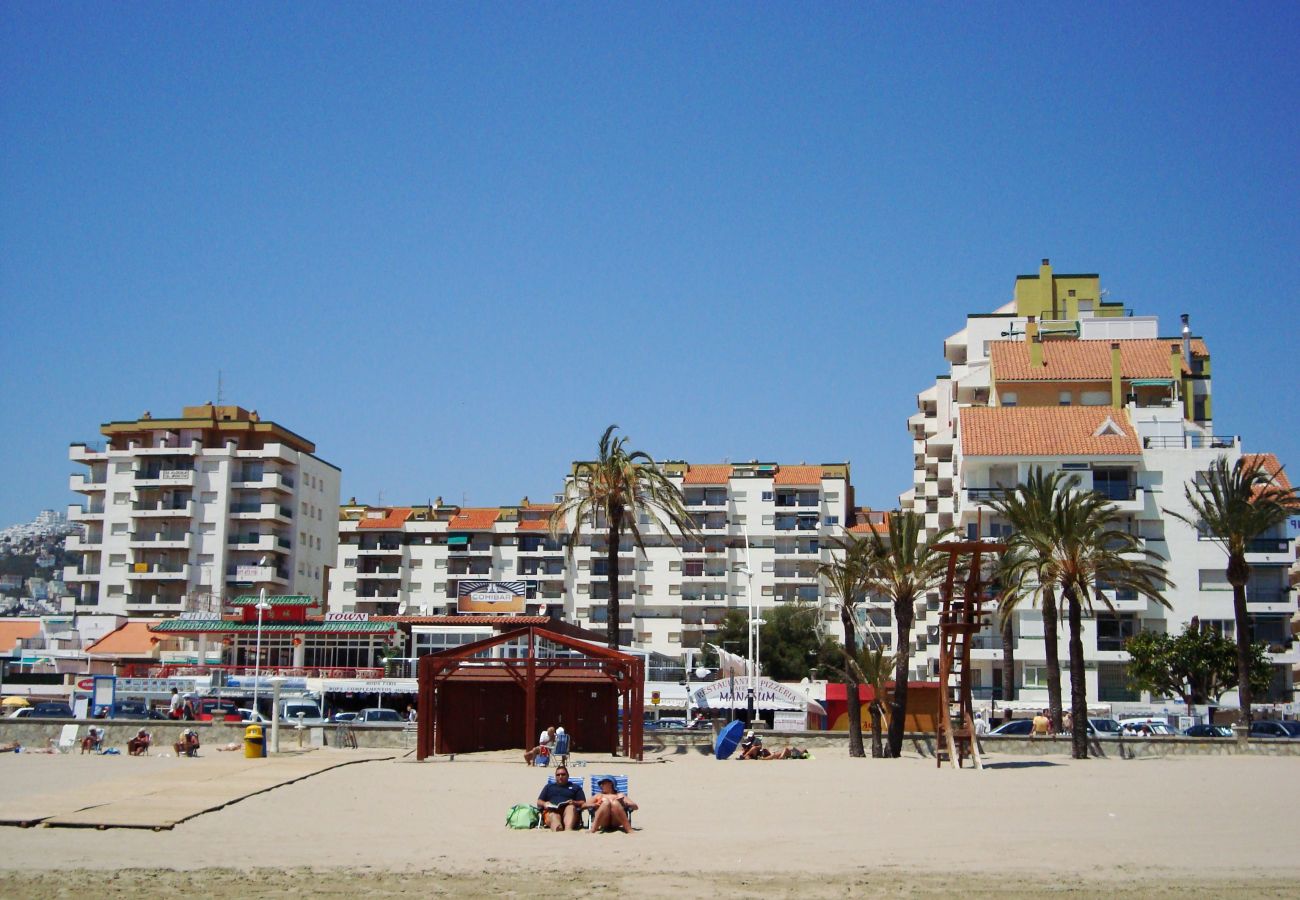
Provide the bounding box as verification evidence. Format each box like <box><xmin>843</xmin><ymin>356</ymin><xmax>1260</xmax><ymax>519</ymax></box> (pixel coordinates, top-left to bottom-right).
<box><xmin>757</xmin><ymin>602</ymin><xmax>839</xmax><ymax>681</ymax></box>
<box><xmin>862</xmin><ymin>511</ymin><xmax>955</xmax><ymax>759</ymax></box>
<box><xmin>550</xmin><ymin>425</ymin><xmax>697</xmax><ymax>649</ymax></box>
<box><xmin>1126</xmin><ymin>619</ymin><xmax>1274</xmax><ymax>715</ymax></box>
<box><xmin>818</xmin><ymin>536</ymin><xmax>877</xmax><ymax>758</ymax></box>
<box><xmin>1003</xmin><ymin>473</ymin><xmax>1172</xmax><ymax>759</ymax></box>
<box><xmin>1166</xmin><ymin>455</ymin><xmax>1299</xmax><ymax>724</ymax></box>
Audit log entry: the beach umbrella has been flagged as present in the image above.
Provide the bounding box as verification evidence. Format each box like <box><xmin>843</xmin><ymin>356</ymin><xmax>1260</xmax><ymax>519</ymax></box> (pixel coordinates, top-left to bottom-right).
<box><xmin>2</xmin><ymin>696</ymin><xmax>30</xmax><ymax>708</ymax></box>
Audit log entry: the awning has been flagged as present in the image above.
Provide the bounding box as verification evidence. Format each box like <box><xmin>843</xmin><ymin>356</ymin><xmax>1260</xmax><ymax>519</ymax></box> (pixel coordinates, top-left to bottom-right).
<box><xmin>1130</xmin><ymin>378</ymin><xmax>1173</xmax><ymax>386</ymax></box>
<box><xmin>447</xmin><ymin>535</ymin><xmax>470</xmax><ymax>546</ymax></box>
<box><xmin>692</xmin><ymin>677</ymin><xmax>826</xmax><ymax>713</ymax></box>
<box><xmin>323</xmin><ymin>678</ymin><xmax>419</xmax><ymax>694</ymax></box>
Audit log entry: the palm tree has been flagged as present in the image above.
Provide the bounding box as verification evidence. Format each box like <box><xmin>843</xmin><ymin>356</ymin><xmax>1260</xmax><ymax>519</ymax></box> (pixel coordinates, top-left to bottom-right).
<box><xmin>1048</xmin><ymin>486</ymin><xmax>1171</xmax><ymax>758</ymax></box>
<box><xmin>852</xmin><ymin>644</ymin><xmax>897</xmax><ymax>759</ymax></box>
<box><xmin>1167</xmin><ymin>455</ymin><xmax>1298</xmax><ymax>724</ymax></box>
<box><xmin>988</xmin><ymin>469</ymin><xmax>1069</xmax><ymax>729</ymax></box>
<box><xmin>818</xmin><ymin>536</ymin><xmax>876</xmax><ymax>758</ymax></box>
<box><xmin>863</xmin><ymin>511</ymin><xmax>954</xmax><ymax>758</ymax></box>
<box><xmin>550</xmin><ymin>425</ymin><xmax>697</xmax><ymax>649</ymax></box>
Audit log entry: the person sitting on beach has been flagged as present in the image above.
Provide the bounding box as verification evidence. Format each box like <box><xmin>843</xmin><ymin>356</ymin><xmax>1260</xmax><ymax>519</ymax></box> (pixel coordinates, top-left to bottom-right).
<box><xmin>587</xmin><ymin>776</ymin><xmax>637</xmax><ymax>834</ymax></box>
<box><xmin>756</xmin><ymin>746</ymin><xmax>810</xmax><ymax>760</ymax></box>
<box><xmin>127</xmin><ymin>729</ymin><xmax>151</xmax><ymax>756</ymax></box>
<box><xmin>535</xmin><ymin>765</ymin><xmax>585</xmax><ymax>831</ymax></box>
<box><xmin>174</xmin><ymin>729</ymin><xmax>201</xmax><ymax>758</ymax></box>
<box><xmin>1031</xmin><ymin>710</ymin><xmax>1052</xmax><ymax>737</ymax></box>
<box><xmin>737</xmin><ymin>730</ymin><xmax>765</xmax><ymax>759</ymax></box>
<box><xmin>524</xmin><ymin>725</ymin><xmax>555</xmax><ymax>766</ymax></box>
<box><xmin>81</xmin><ymin>727</ymin><xmax>104</xmax><ymax>754</ymax></box>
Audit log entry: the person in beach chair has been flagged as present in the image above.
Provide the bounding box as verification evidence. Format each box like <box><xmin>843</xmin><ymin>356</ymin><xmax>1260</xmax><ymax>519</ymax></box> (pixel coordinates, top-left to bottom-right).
<box><xmin>174</xmin><ymin>729</ymin><xmax>201</xmax><ymax>758</ymax></box>
<box><xmin>524</xmin><ymin>725</ymin><xmax>555</xmax><ymax>766</ymax></box>
<box><xmin>536</xmin><ymin>765</ymin><xmax>585</xmax><ymax>831</ymax></box>
<box><xmin>127</xmin><ymin>729</ymin><xmax>152</xmax><ymax>756</ymax></box>
<box><xmin>80</xmin><ymin>727</ymin><xmax>105</xmax><ymax>754</ymax></box>
<box><xmin>587</xmin><ymin>776</ymin><xmax>637</xmax><ymax>834</ymax></box>
<box><xmin>737</xmin><ymin>729</ymin><xmax>766</xmax><ymax>759</ymax></box>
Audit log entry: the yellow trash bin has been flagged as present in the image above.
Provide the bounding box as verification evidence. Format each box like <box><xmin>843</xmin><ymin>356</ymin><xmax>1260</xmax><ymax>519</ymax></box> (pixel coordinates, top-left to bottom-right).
<box><xmin>244</xmin><ymin>723</ymin><xmax>265</xmax><ymax>758</ymax></box>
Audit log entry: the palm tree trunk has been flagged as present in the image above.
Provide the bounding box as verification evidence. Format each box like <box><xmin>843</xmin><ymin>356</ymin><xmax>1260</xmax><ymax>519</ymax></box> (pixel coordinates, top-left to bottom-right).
<box><xmin>887</xmin><ymin>597</ymin><xmax>913</xmax><ymax>758</ymax></box>
<box><xmin>1042</xmin><ymin>586</ymin><xmax>1064</xmax><ymax>731</ymax></box>
<box><xmin>869</xmin><ymin>702</ymin><xmax>884</xmax><ymax>758</ymax></box>
<box><xmin>1001</xmin><ymin>614</ymin><xmax>1016</xmax><ymax>703</ymax></box>
<box><xmin>841</xmin><ymin>607</ymin><xmax>864</xmax><ymax>758</ymax></box>
<box><xmin>1064</xmin><ymin>586</ymin><xmax>1088</xmax><ymax>760</ymax></box>
<box><xmin>606</xmin><ymin>511</ymin><xmax>622</xmax><ymax>651</ymax></box>
<box><xmin>1229</xmin><ymin>565</ymin><xmax>1254</xmax><ymax>724</ymax></box>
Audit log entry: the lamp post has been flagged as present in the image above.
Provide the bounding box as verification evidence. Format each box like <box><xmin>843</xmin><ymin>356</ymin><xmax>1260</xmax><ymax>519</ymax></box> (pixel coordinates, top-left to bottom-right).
<box><xmin>252</xmin><ymin>588</ymin><xmax>272</xmax><ymax>716</ymax></box>
<box><xmin>735</xmin><ymin>546</ymin><xmax>757</xmax><ymax>724</ymax></box>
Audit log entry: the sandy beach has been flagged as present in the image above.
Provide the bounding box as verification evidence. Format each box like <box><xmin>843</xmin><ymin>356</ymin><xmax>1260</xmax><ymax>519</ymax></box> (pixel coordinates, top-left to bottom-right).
<box><xmin>0</xmin><ymin>745</ymin><xmax>1297</xmax><ymax>897</ymax></box>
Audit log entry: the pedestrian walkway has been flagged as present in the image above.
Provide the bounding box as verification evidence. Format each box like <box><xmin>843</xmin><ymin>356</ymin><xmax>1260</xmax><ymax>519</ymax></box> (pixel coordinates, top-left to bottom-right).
<box><xmin>0</xmin><ymin>749</ymin><xmax>395</xmax><ymax>830</ymax></box>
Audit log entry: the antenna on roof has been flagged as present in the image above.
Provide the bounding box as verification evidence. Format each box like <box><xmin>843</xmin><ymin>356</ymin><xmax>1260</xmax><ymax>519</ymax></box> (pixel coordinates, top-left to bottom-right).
<box><xmin>216</xmin><ymin>370</ymin><xmax>225</xmax><ymax>404</ymax></box>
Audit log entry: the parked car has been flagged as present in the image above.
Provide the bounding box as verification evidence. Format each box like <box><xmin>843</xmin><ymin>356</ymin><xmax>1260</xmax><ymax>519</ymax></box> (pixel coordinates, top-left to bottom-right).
<box><xmin>279</xmin><ymin>700</ymin><xmax>327</xmax><ymax>726</ymax></box>
<box><xmin>29</xmin><ymin>701</ymin><xmax>75</xmax><ymax>719</ymax></box>
<box><xmin>185</xmin><ymin>697</ymin><xmax>242</xmax><ymax>722</ymax></box>
<box><xmin>989</xmin><ymin>718</ymin><xmax>1035</xmax><ymax>736</ymax></box>
<box><xmin>331</xmin><ymin>711</ymin><xmax>359</xmax><ymax>723</ymax></box>
<box><xmin>1088</xmin><ymin>718</ymin><xmax>1122</xmax><ymax>736</ymax></box>
<box><xmin>6</xmin><ymin>707</ymin><xmax>33</xmax><ymax>719</ymax></box>
<box><xmin>1118</xmin><ymin>718</ymin><xmax>1177</xmax><ymax>736</ymax></box>
<box><xmin>112</xmin><ymin>700</ymin><xmax>150</xmax><ymax>718</ymax></box>
<box><xmin>1249</xmin><ymin>720</ymin><xmax>1300</xmax><ymax>739</ymax></box>
<box><xmin>1184</xmin><ymin>724</ymin><xmax>1233</xmax><ymax>737</ymax></box>
<box><xmin>238</xmin><ymin>708</ymin><xmax>269</xmax><ymax>723</ymax></box>
<box><xmin>355</xmin><ymin>708</ymin><xmax>403</xmax><ymax>724</ymax></box>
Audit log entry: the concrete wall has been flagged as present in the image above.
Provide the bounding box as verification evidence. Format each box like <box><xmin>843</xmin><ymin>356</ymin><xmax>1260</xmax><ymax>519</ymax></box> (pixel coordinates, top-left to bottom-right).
<box><xmin>0</xmin><ymin>719</ymin><xmax>417</xmax><ymax>753</ymax></box>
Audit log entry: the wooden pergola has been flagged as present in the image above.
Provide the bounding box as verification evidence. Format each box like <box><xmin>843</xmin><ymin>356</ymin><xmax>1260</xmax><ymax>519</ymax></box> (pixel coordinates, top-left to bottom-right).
<box><xmin>416</xmin><ymin>625</ymin><xmax>644</xmax><ymax>761</ymax></box>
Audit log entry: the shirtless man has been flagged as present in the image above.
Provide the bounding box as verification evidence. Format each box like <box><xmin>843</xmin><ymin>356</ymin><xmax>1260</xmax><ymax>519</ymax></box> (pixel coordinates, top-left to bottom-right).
<box><xmin>587</xmin><ymin>776</ymin><xmax>637</xmax><ymax>833</ymax></box>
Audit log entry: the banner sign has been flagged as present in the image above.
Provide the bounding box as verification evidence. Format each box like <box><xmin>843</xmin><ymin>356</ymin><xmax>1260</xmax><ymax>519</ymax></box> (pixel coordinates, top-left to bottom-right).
<box><xmin>321</xmin><ymin>678</ymin><xmax>419</xmax><ymax>694</ymax></box>
<box><xmin>114</xmin><ymin>676</ymin><xmax>210</xmax><ymax>695</ymax></box>
<box><xmin>691</xmin><ymin>677</ymin><xmax>818</xmax><ymax>711</ymax></box>
<box><xmin>324</xmin><ymin>612</ymin><xmax>371</xmax><ymax>622</ymax></box>
<box><xmin>456</xmin><ymin>580</ymin><xmax>526</xmax><ymax>614</ymax></box>
<box><xmin>227</xmin><ymin>676</ymin><xmax>308</xmax><ymax>690</ymax></box>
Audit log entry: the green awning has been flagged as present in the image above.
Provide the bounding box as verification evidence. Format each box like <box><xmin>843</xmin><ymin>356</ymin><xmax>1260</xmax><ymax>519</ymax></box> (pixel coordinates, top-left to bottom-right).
<box><xmin>1130</xmin><ymin>379</ymin><xmax>1174</xmax><ymax>386</ymax></box>
<box><xmin>447</xmin><ymin>535</ymin><xmax>470</xmax><ymax>546</ymax></box>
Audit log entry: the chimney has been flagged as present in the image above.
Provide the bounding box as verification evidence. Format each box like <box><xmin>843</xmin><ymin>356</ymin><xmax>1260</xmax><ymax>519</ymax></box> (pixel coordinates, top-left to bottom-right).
<box><xmin>1110</xmin><ymin>342</ymin><xmax>1123</xmax><ymax>407</ymax></box>
<box><xmin>1026</xmin><ymin>317</ymin><xmax>1043</xmax><ymax>368</ymax></box>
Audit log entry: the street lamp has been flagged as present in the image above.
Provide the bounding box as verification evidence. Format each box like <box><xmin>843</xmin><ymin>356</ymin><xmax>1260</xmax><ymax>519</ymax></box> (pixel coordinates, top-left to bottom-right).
<box><xmin>252</xmin><ymin>587</ymin><xmax>272</xmax><ymax>716</ymax></box>
<box><xmin>734</xmin><ymin>555</ymin><xmax>757</xmax><ymax>725</ymax></box>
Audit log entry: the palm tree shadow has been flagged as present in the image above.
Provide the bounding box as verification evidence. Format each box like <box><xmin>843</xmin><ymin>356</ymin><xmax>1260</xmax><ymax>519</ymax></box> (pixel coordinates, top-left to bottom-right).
<box><xmin>982</xmin><ymin>760</ymin><xmax>1062</xmax><ymax>770</ymax></box>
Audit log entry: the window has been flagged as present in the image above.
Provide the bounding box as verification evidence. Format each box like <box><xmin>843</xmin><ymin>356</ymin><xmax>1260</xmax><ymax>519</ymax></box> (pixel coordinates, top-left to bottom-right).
<box><xmin>762</xmin><ymin>515</ymin><xmax>774</xmax><ymax>526</ymax></box>
<box><xmin>669</xmin><ymin>584</ymin><xmax>681</xmax><ymax>595</ymax></box>
<box><xmin>761</xmin><ymin>560</ymin><xmax>775</xmax><ymax>573</ymax></box>
<box><xmin>409</xmin><ymin>582</ymin><xmax>421</xmax><ymax>591</ymax></box>
<box><xmin>410</xmin><ymin>559</ymin><xmax>423</xmax><ymax>569</ymax></box>
<box><xmin>1058</xmin><ymin>391</ymin><xmax>1072</xmax><ymax>406</ymax></box>
<box><xmin>668</xmin><ymin>560</ymin><xmax>681</xmax><ymax>571</ymax></box>
<box><xmin>1000</xmin><ymin>392</ymin><xmax>1018</xmax><ymax>407</ymax></box>
<box><xmin>1081</xmin><ymin>391</ymin><xmax>1110</xmax><ymax>406</ymax></box>
<box><xmin>761</xmin><ymin>491</ymin><xmax>773</xmax><ymax>502</ymax></box>
<box><xmin>732</xmin><ymin>492</ymin><xmax>747</xmax><ymax>501</ymax></box>
<box><xmin>111</xmin><ymin>523</ymin><xmax>128</xmax><ymax>535</ymax></box>
<box><xmin>344</xmin><ymin>558</ymin><xmax>356</xmax><ymax>568</ymax></box>
<box><xmin>343</xmin><ymin>582</ymin><xmax>356</xmax><ymax>591</ymax></box>
<box><xmin>434</xmin><ymin>559</ymin><xmax>446</xmax><ymax>569</ymax></box>
<box><xmin>113</xmin><ymin>493</ymin><xmax>129</xmax><ymax>505</ymax></box>
<box><xmin>109</xmin><ymin>554</ymin><xmax>126</xmax><ymax>566</ymax></box>
<box><xmin>1098</xmin><ymin>663</ymin><xmax>1138</xmax><ymax>701</ymax></box>
<box><xmin>1022</xmin><ymin>666</ymin><xmax>1048</xmax><ymax>688</ymax></box>
<box><xmin>1096</xmin><ymin>614</ymin><xmax>1138</xmax><ymax>651</ymax></box>
<box><xmin>1199</xmin><ymin>569</ymin><xmax>1230</xmax><ymax>591</ymax></box>
<box><xmin>824</xmin><ymin>516</ymin><xmax>839</xmax><ymax>526</ymax></box>
<box><xmin>733</xmin><ymin>515</ymin><xmax>746</xmax><ymax>526</ymax></box>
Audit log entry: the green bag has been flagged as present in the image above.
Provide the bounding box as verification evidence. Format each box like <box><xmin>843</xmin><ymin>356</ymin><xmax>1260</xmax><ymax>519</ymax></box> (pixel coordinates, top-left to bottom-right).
<box><xmin>506</xmin><ymin>803</ymin><xmax>540</xmax><ymax>829</ymax></box>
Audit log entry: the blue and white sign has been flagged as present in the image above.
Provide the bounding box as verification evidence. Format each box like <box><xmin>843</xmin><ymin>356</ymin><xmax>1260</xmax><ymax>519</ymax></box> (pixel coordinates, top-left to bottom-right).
<box><xmin>227</xmin><ymin>676</ymin><xmax>308</xmax><ymax>691</ymax></box>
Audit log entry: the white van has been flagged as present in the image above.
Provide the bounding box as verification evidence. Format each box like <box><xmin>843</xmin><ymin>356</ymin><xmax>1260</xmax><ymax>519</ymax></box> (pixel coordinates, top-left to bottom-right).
<box><xmin>278</xmin><ymin>698</ymin><xmax>327</xmax><ymax>726</ymax></box>
<box><xmin>1118</xmin><ymin>717</ymin><xmax>1177</xmax><ymax>736</ymax></box>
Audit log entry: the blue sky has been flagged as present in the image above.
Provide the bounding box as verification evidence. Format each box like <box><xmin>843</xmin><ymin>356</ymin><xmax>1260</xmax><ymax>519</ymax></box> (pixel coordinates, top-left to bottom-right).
<box><xmin>2</xmin><ymin>4</ymin><xmax>1297</xmax><ymax>525</ymax></box>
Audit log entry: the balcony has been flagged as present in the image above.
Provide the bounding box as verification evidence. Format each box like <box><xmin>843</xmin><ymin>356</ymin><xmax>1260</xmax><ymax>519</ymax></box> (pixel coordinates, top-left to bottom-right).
<box><xmin>1143</xmin><ymin>434</ymin><xmax>1237</xmax><ymax>450</ymax></box>
<box><xmin>235</xmin><ymin>443</ymin><xmax>297</xmax><ymax>464</ymax></box>
<box><xmin>357</xmin><ymin>568</ymin><xmax>403</xmax><ymax>579</ymax></box>
<box><xmin>65</xmin><ymin>534</ymin><xmax>102</xmax><ymax>552</ymax></box>
<box><xmin>126</xmin><ymin>563</ymin><xmax>191</xmax><ymax>581</ymax></box>
<box><xmin>125</xmin><ymin>593</ymin><xmax>185</xmax><ymax>610</ymax></box>
<box><xmin>228</xmin><ymin>502</ymin><xmax>292</xmax><ymax>523</ymax></box>
<box><xmin>231</xmin><ymin>471</ymin><xmax>295</xmax><ymax>492</ymax></box>
<box><xmin>132</xmin><ymin>500</ymin><xmax>195</xmax><ymax>518</ymax></box>
<box><xmin>70</xmin><ymin>443</ymin><xmax>109</xmax><ymax>462</ymax></box>
<box><xmin>1246</xmin><ymin>588</ymin><xmax>1292</xmax><ymax>607</ymax></box>
<box><xmin>69</xmin><ymin>473</ymin><xmax>107</xmax><ymax>493</ymax></box>
<box><xmin>130</xmin><ymin>532</ymin><xmax>193</xmax><ymax>550</ymax></box>
<box><xmin>357</xmin><ymin>542</ymin><xmax>403</xmax><ymax>554</ymax></box>
<box><xmin>63</xmin><ymin>565</ymin><xmax>101</xmax><ymax>582</ymax></box>
<box><xmin>68</xmin><ymin>502</ymin><xmax>105</xmax><ymax>521</ymax></box>
<box><xmin>226</xmin><ymin>564</ymin><xmax>289</xmax><ymax>584</ymax></box>
<box><xmin>134</xmin><ymin>468</ymin><xmax>196</xmax><ymax>487</ymax></box>
<box><xmin>227</xmin><ymin>533</ymin><xmax>292</xmax><ymax>552</ymax></box>
<box><xmin>1244</xmin><ymin>538</ymin><xmax>1293</xmax><ymax>563</ymax></box>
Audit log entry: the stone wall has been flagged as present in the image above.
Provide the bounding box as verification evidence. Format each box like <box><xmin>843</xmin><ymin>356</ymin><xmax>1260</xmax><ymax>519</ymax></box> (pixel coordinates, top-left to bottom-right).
<box><xmin>0</xmin><ymin>719</ymin><xmax>418</xmax><ymax>753</ymax></box>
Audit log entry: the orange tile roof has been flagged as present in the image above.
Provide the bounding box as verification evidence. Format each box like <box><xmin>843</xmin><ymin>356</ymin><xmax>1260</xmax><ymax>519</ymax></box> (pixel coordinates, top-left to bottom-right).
<box><xmin>447</xmin><ymin>508</ymin><xmax>501</xmax><ymax>531</ymax></box>
<box><xmin>516</xmin><ymin>518</ymin><xmax>554</xmax><ymax>531</ymax></box>
<box><xmin>1244</xmin><ymin>453</ymin><xmax>1293</xmax><ymax>492</ymax></box>
<box><xmin>85</xmin><ymin>621</ymin><xmax>163</xmax><ymax>657</ymax></box>
<box><xmin>774</xmin><ymin>465</ymin><xmax>829</xmax><ymax>485</ymax></box>
<box><xmin>848</xmin><ymin>521</ymin><xmax>888</xmax><ymax>535</ymax></box>
<box><xmin>357</xmin><ymin>507</ymin><xmax>415</xmax><ymax>529</ymax></box>
<box><xmin>960</xmin><ymin>406</ymin><xmax>1143</xmax><ymax>457</ymax></box>
<box><xmin>0</xmin><ymin>620</ymin><xmax>40</xmax><ymax>653</ymax></box>
<box><xmin>682</xmin><ymin>465</ymin><xmax>733</xmax><ymax>484</ymax></box>
<box><xmin>991</xmin><ymin>338</ymin><xmax>1209</xmax><ymax>382</ymax></box>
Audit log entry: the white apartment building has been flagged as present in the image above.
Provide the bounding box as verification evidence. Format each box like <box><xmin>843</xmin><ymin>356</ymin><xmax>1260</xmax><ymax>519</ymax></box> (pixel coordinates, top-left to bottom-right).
<box><xmin>901</xmin><ymin>260</ymin><xmax>1296</xmax><ymax>711</ymax></box>
<box><xmin>329</xmin><ymin>462</ymin><xmax>856</xmax><ymax>661</ymax></box>
<box><xmin>65</xmin><ymin>404</ymin><xmax>340</xmax><ymax>617</ymax></box>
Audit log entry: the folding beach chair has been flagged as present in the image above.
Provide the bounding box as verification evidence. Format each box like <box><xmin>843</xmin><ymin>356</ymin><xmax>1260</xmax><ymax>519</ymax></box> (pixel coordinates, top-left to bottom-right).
<box><xmin>56</xmin><ymin>724</ymin><xmax>80</xmax><ymax>754</ymax></box>
<box><xmin>542</xmin><ymin>773</ymin><xmax>588</xmax><ymax>828</ymax></box>
<box><xmin>588</xmin><ymin>774</ymin><xmax>633</xmax><ymax>827</ymax></box>
<box><xmin>550</xmin><ymin>732</ymin><xmax>570</xmax><ymax>768</ymax></box>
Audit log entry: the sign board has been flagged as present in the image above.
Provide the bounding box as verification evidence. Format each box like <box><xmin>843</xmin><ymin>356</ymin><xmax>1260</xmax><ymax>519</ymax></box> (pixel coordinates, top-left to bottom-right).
<box><xmin>227</xmin><ymin>676</ymin><xmax>308</xmax><ymax>691</ymax></box>
<box><xmin>234</xmin><ymin>565</ymin><xmax>264</xmax><ymax>581</ymax></box>
<box><xmin>115</xmin><ymin>677</ymin><xmax>209</xmax><ymax>696</ymax></box>
<box><xmin>691</xmin><ymin>677</ymin><xmax>817</xmax><ymax>711</ymax></box>
<box><xmin>92</xmin><ymin>675</ymin><xmax>115</xmax><ymax>718</ymax></box>
<box><xmin>324</xmin><ymin>612</ymin><xmax>371</xmax><ymax>623</ymax></box>
<box><xmin>456</xmin><ymin>580</ymin><xmax>526</xmax><ymax>615</ymax></box>
<box><xmin>651</xmin><ymin>690</ymin><xmax>661</xmax><ymax>706</ymax></box>
<box><xmin>773</xmin><ymin>710</ymin><xmax>807</xmax><ymax>731</ymax></box>
<box><xmin>320</xmin><ymin>678</ymin><xmax>418</xmax><ymax>694</ymax></box>
<box><xmin>76</xmin><ymin>677</ymin><xmax>95</xmax><ymax>692</ymax></box>
<box><xmin>178</xmin><ymin>610</ymin><xmax>214</xmax><ymax>621</ymax></box>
